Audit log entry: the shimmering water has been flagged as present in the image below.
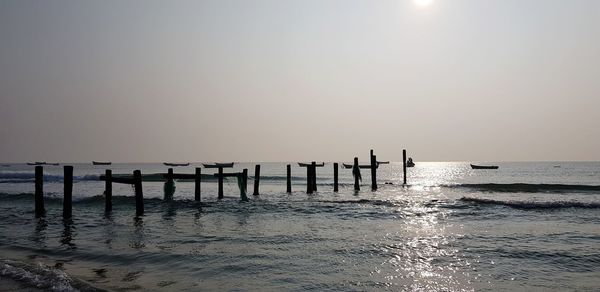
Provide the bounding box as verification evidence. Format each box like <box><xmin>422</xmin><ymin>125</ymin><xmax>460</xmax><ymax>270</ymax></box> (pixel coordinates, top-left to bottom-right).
<box><xmin>0</xmin><ymin>162</ymin><xmax>599</xmax><ymax>291</ymax></box>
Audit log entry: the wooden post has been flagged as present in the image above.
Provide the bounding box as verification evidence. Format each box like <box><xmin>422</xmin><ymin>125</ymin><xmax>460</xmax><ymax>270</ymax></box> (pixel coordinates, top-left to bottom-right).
<box><xmin>243</xmin><ymin>168</ymin><xmax>248</xmax><ymax>194</ymax></box>
<box><xmin>286</xmin><ymin>164</ymin><xmax>292</xmax><ymax>193</ymax></box>
<box><xmin>218</xmin><ymin>167</ymin><xmax>224</xmax><ymax>199</ymax></box>
<box><xmin>253</xmin><ymin>164</ymin><xmax>260</xmax><ymax>196</ymax></box>
<box><xmin>164</xmin><ymin>168</ymin><xmax>174</xmax><ymax>201</ymax></box>
<box><xmin>333</xmin><ymin>163</ymin><xmax>339</xmax><ymax>192</ymax></box>
<box><xmin>353</xmin><ymin>157</ymin><xmax>360</xmax><ymax>191</ymax></box>
<box><xmin>63</xmin><ymin>165</ymin><xmax>73</xmax><ymax>218</ymax></box>
<box><xmin>403</xmin><ymin>149</ymin><xmax>407</xmax><ymax>185</ymax></box>
<box><xmin>370</xmin><ymin>154</ymin><xmax>377</xmax><ymax>191</ymax></box>
<box><xmin>311</xmin><ymin>161</ymin><xmax>317</xmax><ymax>192</ymax></box>
<box><xmin>34</xmin><ymin>166</ymin><xmax>45</xmax><ymax>217</ymax></box>
<box><xmin>241</xmin><ymin>168</ymin><xmax>249</xmax><ymax>201</ymax></box>
<box><xmin>306</xmin><ymin>164</ymin><xmax>313</xmax><ymax>194</ymax></box>
<box><xmin>133</xmin><ymin>170</ymin><xmax>144</xmax><ymax>216</ymax></box>
<box><xmin>194</xmin><ymin>167</ymin><xmax>201</xmax><ymax>202</ymax></box>
<box><xmin>105</xmin><ymin>169</ymin><xmax>112</xmax><ymax>212</ymax></box>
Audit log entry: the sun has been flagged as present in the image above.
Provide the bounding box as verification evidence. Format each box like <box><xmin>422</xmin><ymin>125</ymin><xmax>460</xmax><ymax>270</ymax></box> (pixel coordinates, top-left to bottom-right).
<box><xmin>414</xmin><ymin>0</ymin><xmax>434</xmax><ymax>7</ymax></box>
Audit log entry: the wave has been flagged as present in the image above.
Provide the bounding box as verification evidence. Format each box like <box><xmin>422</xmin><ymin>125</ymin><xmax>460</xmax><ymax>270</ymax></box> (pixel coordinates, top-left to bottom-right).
<box><xmin>0</xmin><ymin>171</ymin><xmax>98</xmax><ymax>183</ymax></box>
<box><xmin>0</xmin><ymin>259</ymin><xmax>105</xmax><ymax>291</ymax></box>
<box><xmin>446</xmin><ymin>183</ymin><xmax>600</xmax><ymax>193</ymax></box>
<box><xmin>460</xmin><ymin>197</ymin><xmax>600</xmax><ymax>210</ymax></box>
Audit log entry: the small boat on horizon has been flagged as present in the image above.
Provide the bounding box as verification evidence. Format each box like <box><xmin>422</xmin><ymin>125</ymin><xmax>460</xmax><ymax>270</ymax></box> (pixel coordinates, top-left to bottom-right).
<box><xmin>92</xmin><ymin>161</ymin><xmax>112</xmax><ymax>165</ymax></box>
<box><xmin>342</xmin><ymin>163</ymin><xmax>379</xmax><ymax>169</ymax></box>
<box><xmin>406</xmin><ymin>157</ymin><xmax>415</xmax><ymax>168</ymax></box>
<box><xmin>46</xmin><ymin>163</ymin><xmax>59</xmax><ymax>166</ymax></box>
<box><xmin>377</xmin><ymin>161</ymin><xmax>390</xmax><ymax>165</ymax></box>
<box><xmin>27</xmin><ymin>162</ymin><xmax>46</xmax><ymax>166</ymax></box>
<box><xmin>164</xmin><ymin>162</ymin><xmax>190</xmax><ymax>167</ymax></box>
<box><xmin>298</xmin><ymin>162</ymin><xmax>325</xmax><ymax>167</ymax></box>
<box><xmin>470</xmin><ymin>164</ymin><xmax>499</xmax><ymax>170</ymax></box>
<box><xmin>202</xmin><ymin>162</ymin><xmax>234</xmax><ymax>168</ymax></box>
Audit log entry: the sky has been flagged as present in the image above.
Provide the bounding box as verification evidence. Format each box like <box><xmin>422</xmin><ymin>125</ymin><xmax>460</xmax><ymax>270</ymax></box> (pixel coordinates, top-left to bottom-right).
<box><xmin>1</xmin><ymin>0</ymin><xmax>599</xmax><ymax>162</ymax></box>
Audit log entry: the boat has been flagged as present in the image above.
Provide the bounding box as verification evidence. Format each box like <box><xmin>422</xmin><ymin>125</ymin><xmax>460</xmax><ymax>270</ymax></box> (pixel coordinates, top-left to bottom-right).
<box><xmin>202</xmin><ymin>162</ymin><xmax>234</xmax><ymax>168</ymax></box>
<box><xmin>342</xmin><ymin>163</ymin><xmax>378</xmax><ymax>169</ymax></box>
<box><xmin>298</xmin><ymin>162</ymin><xmax>325</xmax><ymax>167</ymax></box>
<box><xmin>47</xmin><ymin>163</ymin><xmax>59</xmax><ymax>166</ymax></box>
<box><xmin>92</xmin><ymin>161</ymin><xmax>112</xmax><ymax>165</ymax></box>
<box><xmin>163</xmin><ymin>162</ymin><xmax>190</xmax><ymax>167</ymax></box>
<box><xmin>27</xmin><ymin>162</ymin><xmax>46</xmax><ymax>166</ymax></box>
<box><xmin>377</xmin><ymin>161</ymin><xmax>390</xmax><ymax>165</ymax></box>
<box><xmin>470</xmin><ymin>164</ymin><xmax>499</xmax><ymax>170</ymax></box>
<box><xmin>406</xmin><ymin>157</ymin><xmax>415</xmax><ymax>167</ymax></box>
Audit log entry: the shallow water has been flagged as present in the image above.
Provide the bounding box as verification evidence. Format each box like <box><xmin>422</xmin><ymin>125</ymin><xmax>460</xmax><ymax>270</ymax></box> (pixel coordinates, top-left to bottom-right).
<box><xmin>0</xmin><ymin>162</ymin><xmax>599</xmax><ymax>291</ymax></box>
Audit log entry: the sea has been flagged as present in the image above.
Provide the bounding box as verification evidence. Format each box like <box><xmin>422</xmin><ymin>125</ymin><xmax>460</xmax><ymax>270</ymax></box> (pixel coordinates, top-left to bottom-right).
<box><xmin>0</xmin><ymin>162</ymin><xmax>599</xmax><ymax>291</ymax></box>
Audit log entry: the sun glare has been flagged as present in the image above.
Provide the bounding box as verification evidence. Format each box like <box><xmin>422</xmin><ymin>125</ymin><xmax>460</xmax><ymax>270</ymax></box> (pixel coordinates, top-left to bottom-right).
<box><xmin>414</xmin><ymin>0</ymin><xmax>434</xmax><ymax>7</ymax></box>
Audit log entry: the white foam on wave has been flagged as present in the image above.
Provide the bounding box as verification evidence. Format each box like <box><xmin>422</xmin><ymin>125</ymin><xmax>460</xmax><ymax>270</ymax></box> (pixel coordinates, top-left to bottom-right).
<box><xmin>0</xmin><ymin>259</ymin><xmax>78</xmax><ymax>292</ymax></box>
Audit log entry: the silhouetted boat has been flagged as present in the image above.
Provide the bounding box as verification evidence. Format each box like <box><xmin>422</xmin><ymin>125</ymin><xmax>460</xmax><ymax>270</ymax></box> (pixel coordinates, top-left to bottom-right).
<box><xmin>92</xmin><ymin>161</ymin><xmax>112</xmax><ymax>165</ymax></box>
<box><xmin>27</xmin><ymin>162</ymin><xmax>46</xmax><ymax>166</ymax></box>
<box><xmin>342</xmin><ymin>163</ymin><xmax>378</xmax><ymax>169</ymax></box>
<box><xmin>202</xmin><ymin>162</ymin><xmax>234</xmax><ymax>168</ymax></box>
<box><xmin>470</xmin><ymin>164</ymin><xmax>499</xmax><ymax>170</ymax></box>
<box><xmin>406</xmin><ymin>157</ymin><xmax>415</xmax><ymax>167</ymax></box>
<box><xmin>47</xmin><ymin>163</ymin><xmax>59</xmax><ymax>166</ymax></box>
<box><xmin>298</xmin><ymin>162</ymin><xmax>325</xmax><ymax>167</ymax></box>
<box><xmin>377</xmin><ymin>161</ymin><xmax>390</xmax><ymax>165</ymax></box>
<box><xmin>164</xmin><ymin>162</ymin><xmax>190</xmax><ymax>167</ymax></box>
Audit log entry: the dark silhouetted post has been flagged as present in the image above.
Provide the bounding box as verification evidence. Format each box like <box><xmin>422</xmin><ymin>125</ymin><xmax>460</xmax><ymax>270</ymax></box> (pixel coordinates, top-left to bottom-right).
<box><xmin>133</xmin><ymin>170</ymin><xmax>144</xmax><ymax>216</ymax></box>
<box><xmin>353</xmin><ymin>157</ymin><xmax>360</xmax><ymax>191</ymax></box>
<box><xmin>370</xmin><ymin>154</ymin><xmax>377</xmax><ymax>191</ymax></box>
<box><xmin>218</xmin><ymin>167</ymin><xmax>224</xmax><ymax>199</ymax></box>
<box><xmin>241</xmin><ymin>168</ymin><xmax>249</xmax><ymax>201</ymax></box>
<box><xmin>63</xmin><ymin>165</ymin><xmax>73</xmax><ymax>218</ymax></box>
<box><xmin>286</xmin><ymin>164</ymin><xmax>292</xmax><ymax>193</ymax></box>
<box><xmin>35</xmin><ymin>166</ymin><xmax>45</xmax><ymax>217</ymax></box>
<box><xmin>403</xmin><ymin>149</ymin><xmax>407</xmax><ymax>185</ymax></box>
<box><xmin>164</xmin><ymin>168</ymin><xmax>174</xmax><ymax>201</ymax></box>
<box><xmin>253</xmin><ymin>164</ymin><xmax>260</xmax><ymax>196</ymax></box>
<box><xmin>306</xmin><ymin>164</ymin><xmax>313</xmax><ymax>194</ymax></box>
<box><xmin>105</xmin><ymin>169</ymin><xmax>112</xmax><ymax>212</ymax></box>
<box><xmin>333</xmin><ymin>163</ymin><xmax>339</xmax><ymax>192</ymax></box>
<box><xmin>194</xmin><ymin>167</ymin><xmax>201</xmax><ymax>202</ymax></box>
<box><xmin>311</xmin><ymin>161</ymin><xmax>317</xmax><ymax>192</ymax></box>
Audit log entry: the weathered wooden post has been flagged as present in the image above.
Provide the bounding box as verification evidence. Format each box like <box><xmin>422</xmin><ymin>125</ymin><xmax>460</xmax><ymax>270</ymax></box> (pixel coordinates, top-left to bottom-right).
<box><xmin>306</xmin><ymin>164</ymin><xmax>313</xmax><ymax>194</ymax></box>
<box><xmin>311</xmin><ymin>161</ymin><xmax>317</xmax><ymax>192</ymax></box>
<box><xmin>105</xmin><ymin>169</ymin><xmax>112</xmax><ymax>212</ymax></box>
<box><xmin>353</xmin><ymin>157</ymin><xmax>360</xmax><ymax>191</ymax></box>
<box><xmin>241</xmin><ymin>168</ymin><xmax>249</xmax><ymax>201</ymax></box>
<box><xmin>370</xmin><ymin>154</ymin><xmax>377</xmax><ymax>191</ymax></box>
<box><xmin>286</xmin><ymin>164</ymin><xmax>292</xmax><ymax>193</ymax></box>
<box><xmin>63</xmin><ymin>165</ymin><xmax>73</xmax><ymax>218</ymax></box>
<box><xmin>133</xmin><ymin>170</ymin><xmax>144</xmax><ymax>216</ymax></box>
<box><xmin>403</xmin><ymin>149</ymin><xmax>407</xmax><ymax>185</ymax></box>
<box><xmin>253</xmin><ymin>164</ymin><xmax>260</xmax><ymax>196</ymax></box>
<box><xmin>218</xmin><ymin>167</ymin><xmax>224</xmax><ymax>199</ymax></box>
<box><xmin>333</xmin><ymin>163</ymin><xmax>339</xmax><ymax>192</ymax></box>
<box><xmin>34</xmin><ymin>166</ymin><xmax>45</xmax><ymax>217</ymax></box>
<box><xmin>194</xmin><ymin>167</ymin><xmax>201</xmax><ymax>202</ymax></box>
<box><xmin>164</xmin><ymin>168</ymin><xmax>175</xmax><ymax>201</ymax></box>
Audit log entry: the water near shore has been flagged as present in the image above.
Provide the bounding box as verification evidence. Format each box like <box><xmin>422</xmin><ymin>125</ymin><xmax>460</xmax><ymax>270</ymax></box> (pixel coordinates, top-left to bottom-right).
<box><xmin>1</xmin><ymin>162</ymin><xmax>599</xmax><ymax>291</ymax></box>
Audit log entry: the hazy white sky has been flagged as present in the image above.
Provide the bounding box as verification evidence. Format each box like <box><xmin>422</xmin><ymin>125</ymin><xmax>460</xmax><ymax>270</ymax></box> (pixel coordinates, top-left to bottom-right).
<box><xmin>1</xmin><ymin>0</ymin><xmax>599</xmax><ymax>162</ymax></box>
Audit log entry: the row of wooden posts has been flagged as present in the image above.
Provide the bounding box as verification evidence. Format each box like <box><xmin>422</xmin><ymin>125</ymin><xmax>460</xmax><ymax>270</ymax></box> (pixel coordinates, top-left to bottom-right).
<box><xmin>33</xmin><ymin>150</ymin><xmax>410</xmax><ymax>218</ymax></box>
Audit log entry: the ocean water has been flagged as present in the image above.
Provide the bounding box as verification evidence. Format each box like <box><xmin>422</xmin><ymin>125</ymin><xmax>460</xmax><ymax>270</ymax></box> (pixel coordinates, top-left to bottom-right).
<box><xmin>0</xmin><ymin>162</ymin><xmax>599</xmax><ymax>291</ymax></box>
